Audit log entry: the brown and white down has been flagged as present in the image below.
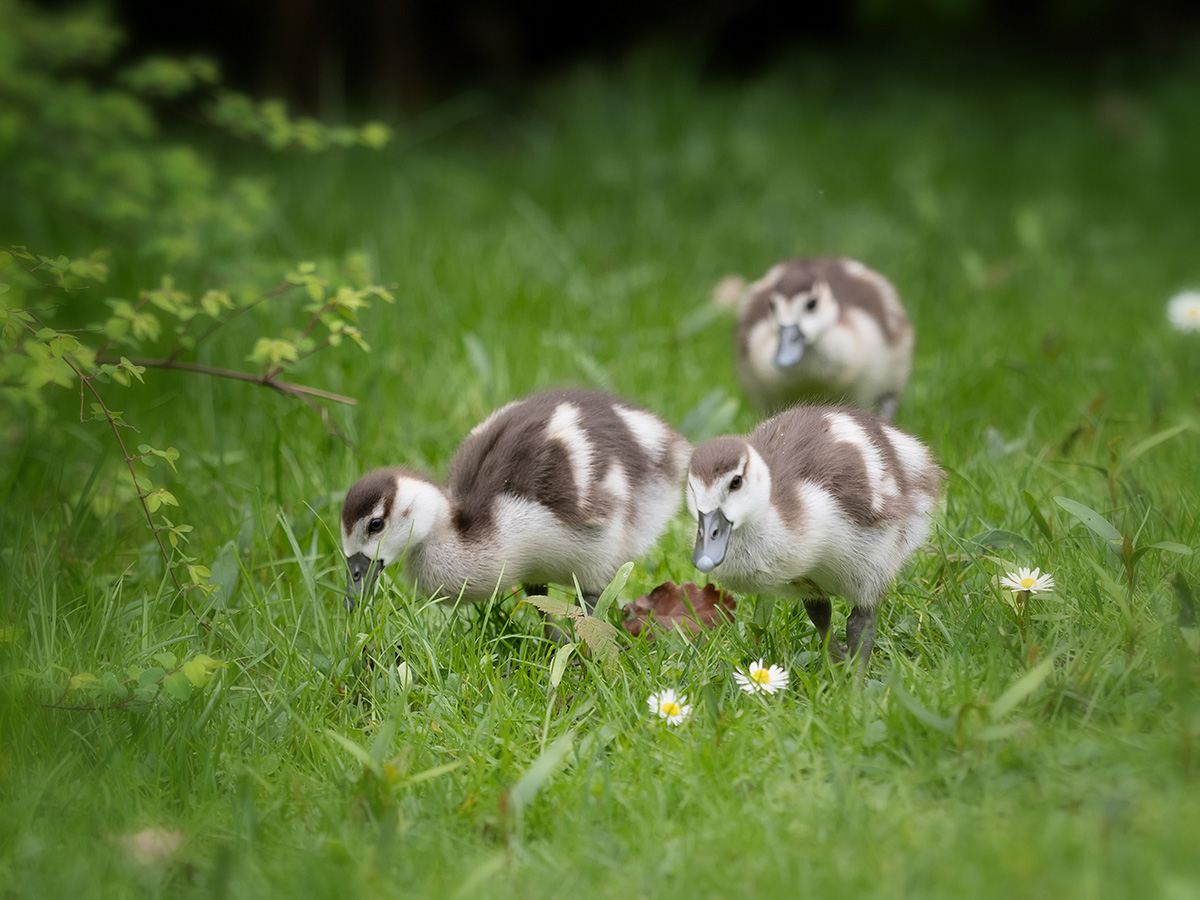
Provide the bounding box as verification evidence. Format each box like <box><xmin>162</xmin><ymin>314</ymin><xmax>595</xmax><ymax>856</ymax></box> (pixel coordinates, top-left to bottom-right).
<box><xmin>340</xmin><ymin>389</ymin><xmax>691</xmax><ymax>610</ymax></box>
<box><xmin>687</xmin><ymin>405</ymin><xmax>943</xmax><ymax>674</ymax></box>
<box><xmin>735</xmin><ymin>257</ymin><xmax>914</xmax><ymax>421</ymax></box>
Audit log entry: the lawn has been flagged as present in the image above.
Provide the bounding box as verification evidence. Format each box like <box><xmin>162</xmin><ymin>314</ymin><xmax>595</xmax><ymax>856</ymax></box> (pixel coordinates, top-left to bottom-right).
<box><xmin>2</xmin><ymin>45</ymin><xmax>1200</xmax><ymax>899</ymax></box>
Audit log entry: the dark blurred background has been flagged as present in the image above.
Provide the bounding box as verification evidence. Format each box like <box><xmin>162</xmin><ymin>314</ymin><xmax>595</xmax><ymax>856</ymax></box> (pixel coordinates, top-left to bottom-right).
<box><xmin>105</xmin><ymin>0</ymin><xmax>1200</xmax><ymax>112</ymax></box>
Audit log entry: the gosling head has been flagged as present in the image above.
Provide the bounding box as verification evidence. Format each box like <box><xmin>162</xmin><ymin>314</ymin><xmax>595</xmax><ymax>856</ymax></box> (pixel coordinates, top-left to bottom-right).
<box><xmin>766</xmin><ymin>276</ymin><xmax>838</xmax><ymax>368</ymax></box>
<box><xmin>340</xmin><ymin>468</ymin><xmax>442</xmax><ymax>608</ymax></box>
<box><xmin>686</xmin><ymin>437</ymin><xmax>771</xmax><ymax>573</ymax></box>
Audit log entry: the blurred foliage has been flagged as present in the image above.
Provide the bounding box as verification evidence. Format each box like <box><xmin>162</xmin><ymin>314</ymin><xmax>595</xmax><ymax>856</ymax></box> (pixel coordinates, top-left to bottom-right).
<box><xmin>0</xmin><ymin>0</ymin><xmax>391</xmax><ymax>264</ymax></box>
<box><xmin>0</xmin><ymin>0</ymin><xmax>395</xmax><ymax>632</ymax></box>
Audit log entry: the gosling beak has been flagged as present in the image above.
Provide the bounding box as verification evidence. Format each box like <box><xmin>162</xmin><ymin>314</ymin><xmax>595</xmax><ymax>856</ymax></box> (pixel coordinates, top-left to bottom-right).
<box><xmin>345</xmin><ymin>552</ymin><xmax>384</xmax><ymax>610</ymax></box>
<box><xmin>693</xmin><ymin>509</ymin><xmax>733</xmax><ymax>573</ymax></box>
<box><xmin>774</xmin><ymin>324</ymin><xmax>806</xmax><ymax>368</ymax></box>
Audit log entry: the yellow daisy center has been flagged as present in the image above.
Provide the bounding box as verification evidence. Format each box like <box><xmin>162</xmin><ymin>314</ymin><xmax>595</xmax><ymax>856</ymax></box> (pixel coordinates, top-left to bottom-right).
<box><xmin>1190</xmin><ymin>308</ymin><xmax>1199</xmax><ymax>318</ymax></box>
<box><xmin>661</xmin><ymin>701</ymin><xmax>681</xmax><ymax>716</ymax></box>
<box><xmin>751</xmin><ymin>669</ymin><xmax>771</xmax><ymax>684</ymax></box>
<box><xmin>1020</xmin><ymin>577</ymin><xmax>1037</xmax><ymax>589</ymax></box>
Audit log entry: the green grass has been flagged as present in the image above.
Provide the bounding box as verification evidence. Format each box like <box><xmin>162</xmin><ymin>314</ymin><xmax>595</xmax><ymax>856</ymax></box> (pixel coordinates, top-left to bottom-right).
<box><xmin>4</xmin><ymin>49</ymin><xmax>1200</xmax><ymax>898</ymax></box>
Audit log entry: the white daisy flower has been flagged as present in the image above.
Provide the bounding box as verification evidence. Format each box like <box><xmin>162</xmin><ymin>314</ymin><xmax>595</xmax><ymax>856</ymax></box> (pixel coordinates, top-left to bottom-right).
<box><xmin>1000</xmin><ymin>567</ymin><xmax>1056</xmax><ymax>595</ymax></box>
<box><xmin>1167</xmin><ymin>290</ymin><xmax>1200</xmax><ymax>333</ymax></box>
<box><xmin>734</xmin><ymin>659</ymin><xmax>790</xmax><ymax>695</ymax></box>
<box><xmin>647</xmin><ymin>688</ymin><xmax>691</xmax><ymax>725</ymax></box>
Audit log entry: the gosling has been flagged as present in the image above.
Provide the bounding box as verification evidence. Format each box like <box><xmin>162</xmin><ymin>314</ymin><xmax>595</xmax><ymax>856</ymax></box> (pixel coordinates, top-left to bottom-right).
<box><xmin>687</xmin><ymin>405</ymin><xmax>942</xmax><ymax>674</ymax></box>
<box><xmin>732</xmin><ymin>257</ymin><xmax>914</xmax><ymax>421</ymax></box>
<box><xmin>341</xmin><ymin>389</ymin><xmax>690</xmax><ymax>612</ymax></box>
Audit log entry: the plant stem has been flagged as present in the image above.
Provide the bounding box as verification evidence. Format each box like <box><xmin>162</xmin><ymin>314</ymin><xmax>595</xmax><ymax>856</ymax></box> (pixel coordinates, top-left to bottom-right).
<box><xmin>98</xmin><ymin>356</ymin><xmax>358</xmax><ymax>405</ymax></box>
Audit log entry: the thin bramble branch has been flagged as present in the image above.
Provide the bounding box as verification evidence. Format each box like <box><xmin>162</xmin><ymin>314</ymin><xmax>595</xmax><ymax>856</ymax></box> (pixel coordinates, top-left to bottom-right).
<box><xmin>7</xmin><ymin>251</ymin><xmax>366</xmax><ymax>695</ymax></box>
<box><xmin>70</xmin><ymin>355</ymin><xmax>205</xmax><ymax>621</ymax></box>
<box><xmin>97</xmin><ymin>356</ymin><xmax>358</xmax><ymax>405</ymax></box>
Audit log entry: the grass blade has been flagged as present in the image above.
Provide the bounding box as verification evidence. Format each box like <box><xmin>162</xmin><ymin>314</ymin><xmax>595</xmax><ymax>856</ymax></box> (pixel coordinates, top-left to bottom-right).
<box><xmin>591</xmin><ymin>561</ymin><xmax>634</xmax><ymax>622</ymax></box>
<box><xmin>989</xmin><ymin>654</ymin><xmax>1059</xmax><ymax>721</ymax></box>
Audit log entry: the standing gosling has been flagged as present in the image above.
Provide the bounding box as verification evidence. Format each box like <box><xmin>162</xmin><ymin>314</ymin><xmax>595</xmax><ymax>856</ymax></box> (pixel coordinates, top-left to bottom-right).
<box><xmin>734</xmin><ymin>257</ymin><xmax>913</xmax><ymax>421</ymax></box>
<box><xmin>341</xmin><ymin>389</ymin><xmax>690</xmax><ymax>610</ymax></box>
<box><xmin>687</xmin><ymin>405</ymin><xmax>942</xmax><ymax>674</ymax></box>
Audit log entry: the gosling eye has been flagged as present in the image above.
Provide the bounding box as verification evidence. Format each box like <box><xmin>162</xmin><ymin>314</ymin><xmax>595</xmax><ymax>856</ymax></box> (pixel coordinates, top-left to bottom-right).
<box><xmin>730</xmin><ymin>475</ymin><xmax>743</xmax><ymax>491</ymax></box>
<box><xmin>367</xmin><ymin>517</ymin><xmax>385</xmax><ymax>535</ymax></box>
<box><xmin>805</xmin><ymin>297</ymin><xmax>818</xmax><ymax>312</ymax></box>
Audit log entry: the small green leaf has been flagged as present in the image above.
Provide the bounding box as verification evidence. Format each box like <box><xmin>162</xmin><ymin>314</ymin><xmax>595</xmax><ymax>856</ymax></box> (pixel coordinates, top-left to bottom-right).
<box><xmin>138</xmin><ymin>666</ymin><xmax>166</xmax><ymax>688</ymax></box>
<box><xmin>186</xmin><ymin>564</ymin><xmax>211</xmax><ymax>584</ymax></box>
<box><xmin>549</xmin><ymin>642</ymin><xmax>576</xmax><ymax>689</ymax></box>
<box><xmin>118</xmin><ymin>357</ymin><xmax>145</xmax><ymax>382</ymax></box>
<box><xmin>1053</xmin><ymin>496</ymin><xmax>1123</xmax><ymax>546</ymax></box>
<box><xmin>68</xmin><ymin>672</ymin><xmax>98</xmax><ymax>690</ymax></box>
<box><xmin>154</xmin><ymin>651</ymin><xmax>178</xmax><ymax>669</ymax></box>
<box><xmin>100</xmin><ymin>672</ymin><xmax>128</xmax><ymax>700</ymax></box>
<box><xmin>163</xmin><ymin>671</ymin><xmax>192</xmax><ymax>700</ymax></box>
<box><xmin>182</xmin><ymin>658</ymin><xmax>208</xmax><ymax>686</ymax></box>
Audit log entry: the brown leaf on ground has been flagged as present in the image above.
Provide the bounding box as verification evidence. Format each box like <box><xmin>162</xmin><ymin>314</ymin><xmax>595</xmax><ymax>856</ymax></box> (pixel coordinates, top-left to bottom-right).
<box><xmin>622</xmin><ymin>581</ymin><xmax>737</xmax><ymax>639</ymax></box>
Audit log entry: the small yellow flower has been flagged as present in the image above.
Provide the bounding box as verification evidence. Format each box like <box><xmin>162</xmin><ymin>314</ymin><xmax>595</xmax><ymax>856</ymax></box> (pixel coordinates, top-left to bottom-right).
<box><xmin>734</xmin><ymin>659</ymin><xmax>790</xmax><ymax>695</ymax></box>
<box><xmin>1000</xmin><ymin>567</ymin><xmax>1055</xmax><ymax>595</ymax></box>
<box><xmin>1167</xmin><ymin>290</ymin><xmax>1200</xmax><ymax>333</ymax></box>
<box><xmin>647</xmin><ymin>688</ymin><xmax>691</xmax><ymax>725</ymax></box>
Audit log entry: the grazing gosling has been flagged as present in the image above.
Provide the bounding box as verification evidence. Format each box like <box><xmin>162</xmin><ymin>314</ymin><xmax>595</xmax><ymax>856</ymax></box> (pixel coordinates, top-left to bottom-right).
<box><xmin>733</xmin><ymin>257</ymin><xmax>914</xmax><ymax>421</ymax></box>
<box><xmin>341</xmin><ymin>389</ymin><xmax>690</xmax><ymax>612</ymax></box>
<box><xmin>687</xmin><ymin>405</ymin><xmax>942</xmax><ymax>674</ymax></box>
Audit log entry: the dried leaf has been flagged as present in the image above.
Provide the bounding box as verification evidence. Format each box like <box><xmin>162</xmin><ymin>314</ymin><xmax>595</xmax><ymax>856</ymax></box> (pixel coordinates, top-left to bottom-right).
<box><xmin>575</xmin><ymin>616</ymin><xmax>619</xmax><ymax>670</ymax></box>
<box><xmin>522</xmin><ymin>595</ymin><xmax>580</xmax><ymax>619</ymax></box>
<box><xmin>621</xmin><ymin>581</ymin><xmax>737</xmax><ymax>639</ymax></box>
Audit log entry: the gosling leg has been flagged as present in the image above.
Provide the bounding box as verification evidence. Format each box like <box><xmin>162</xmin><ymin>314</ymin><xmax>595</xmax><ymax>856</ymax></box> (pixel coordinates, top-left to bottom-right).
<box><xmin>804</xmin><ymin>599</ymin><xmax>845</xmax><ymax>660</ymax></box>
<box><xmin>878</xmin><ymin>393</ymin><xmax>900</xmax><ymax>423</ymax></box>
<box><xmin>845</xmin><ymin>604</ymin><xmax>878</xmax><ymax>677</ymax></box>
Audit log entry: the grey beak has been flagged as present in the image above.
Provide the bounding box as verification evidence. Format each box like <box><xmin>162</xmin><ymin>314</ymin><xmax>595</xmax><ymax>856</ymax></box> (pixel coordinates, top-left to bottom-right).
<box><xmin>345</xmin><ymin>552</ymin><xmax>384</xmax><ymax>611</ymax></box>
<box><xmin>774</xmin><ymin>323</ymin><xmax>806</xmax><ymax>368</ymax></box>
<box><xmin>693</xmin><ymin>509</ymin><xmax>733</xmax><ymax>573</ymax></box>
